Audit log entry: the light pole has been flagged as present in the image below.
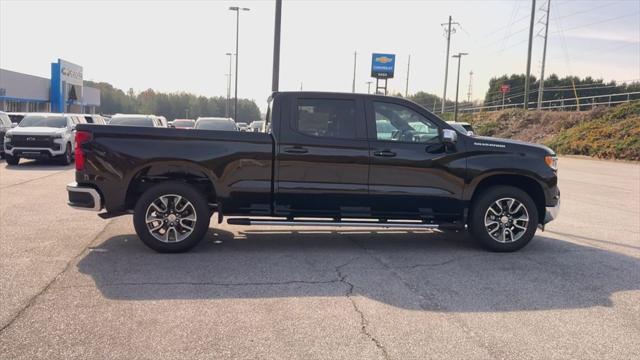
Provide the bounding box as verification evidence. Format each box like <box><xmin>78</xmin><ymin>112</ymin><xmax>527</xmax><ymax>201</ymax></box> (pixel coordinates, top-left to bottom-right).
<box><xmin>365</xmin><ymin>81</ymin><xmax>373</xmax><ymax>94</ymax></box>
<box><xmin>452</xmin><ymin>52</ymin><xmax>468</xmax><ymax>122</ymax></box>
<box><xmin>225</xmin><ymin>52</ymin><xmax>233</xmax><ymax>117</ymax></box>
<box><xmin>352</xmin><ymin>51</ymin><xmax>357</xmax><ymax>93</ymax></box>
<box><xmin>229</xmin><ymin>6</ymin><xmax>250</xmax><ymax>121</ymax></box>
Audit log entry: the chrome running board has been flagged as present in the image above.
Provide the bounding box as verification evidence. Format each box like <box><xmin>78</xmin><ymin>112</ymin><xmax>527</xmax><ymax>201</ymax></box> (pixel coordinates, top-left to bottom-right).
<box><xmin>226</xmin><ymin>218</ymin><xmax>439</xmax><ymax>229</ymax></box>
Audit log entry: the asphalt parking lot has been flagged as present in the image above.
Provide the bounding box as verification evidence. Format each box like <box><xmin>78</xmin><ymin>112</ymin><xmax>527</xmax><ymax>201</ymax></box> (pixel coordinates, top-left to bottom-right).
<box><xmin>0</xmin><ymin>157</ymin><xmax>638</xmax><ymax>359</ymax></box>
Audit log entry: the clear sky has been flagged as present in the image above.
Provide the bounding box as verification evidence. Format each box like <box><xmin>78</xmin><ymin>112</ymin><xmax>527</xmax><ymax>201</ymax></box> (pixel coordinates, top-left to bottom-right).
<box><xmin>1</xmin><ymin>0</ymin><xmax>638</xmax><ymax>111</ymax></box>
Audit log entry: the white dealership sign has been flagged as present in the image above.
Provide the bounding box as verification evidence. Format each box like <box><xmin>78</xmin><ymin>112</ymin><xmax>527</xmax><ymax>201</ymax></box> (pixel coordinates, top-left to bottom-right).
<box><xmin>59</xmin><ymin>59</ymin><xmax>83</xmax><ymax>86</ymax></box>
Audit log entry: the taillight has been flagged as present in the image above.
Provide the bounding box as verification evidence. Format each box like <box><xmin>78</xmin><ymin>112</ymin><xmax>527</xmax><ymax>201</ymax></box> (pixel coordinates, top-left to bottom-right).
<box><xmin>75</xmin><ymin>131</ymin><xmax>92</xmax><ymax>171</ymax></box>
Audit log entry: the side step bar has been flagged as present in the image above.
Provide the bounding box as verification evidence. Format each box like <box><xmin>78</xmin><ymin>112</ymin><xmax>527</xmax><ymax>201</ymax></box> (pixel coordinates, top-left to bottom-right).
<box><xmin>226</xmin><ymin>218</ymin><xmax>439</xmax><ymax>229</ymax></box>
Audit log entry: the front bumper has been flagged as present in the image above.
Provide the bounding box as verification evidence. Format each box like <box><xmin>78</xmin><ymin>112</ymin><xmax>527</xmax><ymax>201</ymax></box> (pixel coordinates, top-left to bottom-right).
<box><xmin>543</xmin><ymin>195</ymin><xmax>560</xmax><ymax>224</ymax></box>
<box><xmin>67</xmin><ymin>182</ymin><xmax>102</xmax><ymax>211</ymax></box>
<box><xmin>4</xmin><ymin>146</ymin><xmax>66</xmax><ymax>159</ymax></box>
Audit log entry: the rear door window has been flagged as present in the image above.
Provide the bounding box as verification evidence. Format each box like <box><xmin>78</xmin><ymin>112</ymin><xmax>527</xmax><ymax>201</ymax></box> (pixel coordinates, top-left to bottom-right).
<box><xmin>295</xmin><ymin>98</ymin><xmax>356</xmax><ymax>139</ymax></box>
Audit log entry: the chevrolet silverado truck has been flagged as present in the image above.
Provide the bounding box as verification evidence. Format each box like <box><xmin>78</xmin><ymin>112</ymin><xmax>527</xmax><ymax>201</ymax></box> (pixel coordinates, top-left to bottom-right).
<box><xmin>4</xmin><ymin>113</ymin><xmax>85</xmax><ymax>165</ymax></box>
<box><xmin>67</xmin><ymin>92</ymin><xmax>560</xmax><ymax>253</ymax></box>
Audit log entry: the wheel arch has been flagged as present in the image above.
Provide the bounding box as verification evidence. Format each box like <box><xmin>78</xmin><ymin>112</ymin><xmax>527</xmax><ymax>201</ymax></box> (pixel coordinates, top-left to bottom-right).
<box><xmin>124</xmin><ymin>161</ymin><xmax>217</xmax><ymax>211</ymax></box>
<box><xmin>468</xmin><ymin>173</ymin><xmax>546</xmax><ymax>224</ymax></box>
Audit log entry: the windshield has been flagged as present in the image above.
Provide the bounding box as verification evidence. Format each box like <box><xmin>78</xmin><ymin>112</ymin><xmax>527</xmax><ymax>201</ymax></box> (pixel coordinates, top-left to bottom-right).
<box><xmin>19</xmin><ymin>116</ymin><xmax>67</xmax><ymax>128</ymax></box>
<box><xmin>109</xmin><ymin>117</ymin><xmax>154</xmax><ymax>127</ymax></box>
<box><xmin>173</xmin><ymin>120</ymin><xmax>195</xmax><ymax>128</ymax></box>
<box><xmin>195</xmin><ymin>120</ymin><xmax>237</xmax><ymax>131</ymax></box>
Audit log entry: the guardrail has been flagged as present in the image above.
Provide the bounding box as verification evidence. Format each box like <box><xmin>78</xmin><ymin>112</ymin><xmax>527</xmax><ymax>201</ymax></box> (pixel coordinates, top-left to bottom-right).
<box><xmin>434</xmin><ymin>91</ymin><xmax>640</xmax><ymax>114</ymax></box>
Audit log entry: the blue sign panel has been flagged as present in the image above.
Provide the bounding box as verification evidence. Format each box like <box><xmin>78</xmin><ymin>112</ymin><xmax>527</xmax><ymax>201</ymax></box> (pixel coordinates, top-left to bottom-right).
<box><xmin>371</xmin><ymin>53</ymin><xmax>395</xmax><ymax>79</ymax></box>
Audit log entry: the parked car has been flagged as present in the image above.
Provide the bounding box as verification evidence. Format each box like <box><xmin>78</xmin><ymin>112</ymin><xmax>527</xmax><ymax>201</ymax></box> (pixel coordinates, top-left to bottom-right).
<box><xmin>171</xmin><ymin>119</ymin><xmax>196</xmax><ymax>129</ymax></box>
<box><xmin>0</xmin><ymin>111</ymin><xmax>13</xmax><ymax>158</ymax></box>
<box><xmin>249</xmin><ymin>120</ymin><xmax>265</xmax><ymax>132</ymax></box>
<box><xmin>447</xmin><ymin>121</ymin><xmax>475</xmax><ymax>136</ymax></box>
<box><xmin>236</xmin><ymin>122</ymin><xmax>249</xmax><ymax>131</ymax></box>
<box><xmin>194</xmin><ymin>117</ymin><xmax>238</xmax><ymax>131</ymax></box>
<box><xmin>4</xmin><ymin>113</ymin><xmax>85</xmax><ymax>165</ymax></box>
<box><xmin>6</xmin><ymin>112</ymin><xmax>26</xmax><ymax>125</ymax></box>
<box><xmin>82</xmin><ymin>114</ymin><xmax>107</xmax><ymax>125</ymax></box>
<box><xmin>109</xmin><ymin>114</ymin><xmax>166</xmax><ymax>127</ymax></box>
<box><xmin>67</xmin><ymin>91</ymin><xmax>559</xmax><ymax>253</ymax></box>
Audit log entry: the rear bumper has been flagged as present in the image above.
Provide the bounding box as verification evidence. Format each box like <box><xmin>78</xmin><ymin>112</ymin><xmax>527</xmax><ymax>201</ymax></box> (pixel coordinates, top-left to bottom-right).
<box><xmin>67</xmin><ymin>182</ymin><xmax>102</xmax><ymax>211</ymax></box>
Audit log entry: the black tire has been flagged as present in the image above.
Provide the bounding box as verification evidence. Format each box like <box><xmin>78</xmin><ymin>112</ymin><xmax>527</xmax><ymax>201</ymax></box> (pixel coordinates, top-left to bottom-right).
<box><xmin>469</xmin><ymin>185</ymin><xmax>539</xmax><ymax>252</ymax></box>
<box><xmin>58</xmin><ymin>143</ymin><xmax>72</xmax><ymax>165</ymax></box>
<box><xmin>133</xmin><ymin>181</ymin><xmax>211</xmax><ymax>253</ymax></box>
<box><xmin>5</xmin><ymin>154</ymin><xmax>19</xmax><ymax>165</ymax></box>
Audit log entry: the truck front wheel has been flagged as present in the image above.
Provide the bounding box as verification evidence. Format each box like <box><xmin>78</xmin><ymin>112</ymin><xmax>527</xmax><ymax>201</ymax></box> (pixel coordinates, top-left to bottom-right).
<box><xmin>5</xmin><ymin>154</ymin><xmax>20</xmax><ymax>165</ymax></box>
<box><xmin>469</xmin><ymin>185</ymin><xmax>539</xmax><ymax>252</ymax></box>
<box><xmin>133</xmin><ymin>181</ymin><xmax>211</xmax><ymax>253</ymax></box>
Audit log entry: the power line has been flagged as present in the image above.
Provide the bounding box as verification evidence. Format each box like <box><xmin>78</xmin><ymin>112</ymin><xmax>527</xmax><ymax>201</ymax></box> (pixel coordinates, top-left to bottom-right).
<box><xmin>554</xmin><ymin>0</ymin><xmax>625</xmax><ymax>20</ymax></box>
<box><xmin>551</xmin><ymin>11</ymin><xmax>640</xmax><ymax>34</ymax></box>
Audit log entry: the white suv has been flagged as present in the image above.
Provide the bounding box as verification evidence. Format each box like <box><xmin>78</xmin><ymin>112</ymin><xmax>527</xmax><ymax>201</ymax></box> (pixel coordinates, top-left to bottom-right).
<box><xmin>3</xmin><ymin>113</ymin><xmax>85</xmax><ymax>165</ymax></box>
<box><xmin>0</xmin><ymin>111</ymin><xmax>13</xmax><ymax>159</ymax></box>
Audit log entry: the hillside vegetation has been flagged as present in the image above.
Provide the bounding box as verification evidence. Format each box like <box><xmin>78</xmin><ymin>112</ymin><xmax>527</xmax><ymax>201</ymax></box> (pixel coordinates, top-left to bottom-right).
<box><xmin>456</xmin><ymin>101</ymin><xmax>640</xmax><ymax>161</ymax></box>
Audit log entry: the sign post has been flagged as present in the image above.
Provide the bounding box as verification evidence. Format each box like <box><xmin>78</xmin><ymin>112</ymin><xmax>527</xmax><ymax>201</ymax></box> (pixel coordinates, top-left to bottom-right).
<box><xmin>371</xmin><ymin>53</ymin><xmax>395</xmax><ymax>95</ymax></box>
<box><xmin>500</xmin><ymin>84</ymin><xmax>510</xmax><ymax>110</ymax></box>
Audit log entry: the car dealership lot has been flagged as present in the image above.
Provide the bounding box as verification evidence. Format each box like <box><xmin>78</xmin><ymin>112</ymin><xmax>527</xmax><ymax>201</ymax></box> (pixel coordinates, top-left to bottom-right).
<box><xmin>0</xmin><ymin>158</ymin><xmax>638</xmax><ymax>359</ymax></box>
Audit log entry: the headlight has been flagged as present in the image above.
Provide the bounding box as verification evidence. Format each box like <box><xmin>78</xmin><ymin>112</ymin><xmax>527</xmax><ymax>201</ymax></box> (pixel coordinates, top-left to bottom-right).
<box><xmin>545</xmin><ymin>155</ymin><xmax>558</xmax><ymax>170</ymax></box>
<box><xmin>4</xmin><ymin>133</ymin><xmax>11</xmax><ymax>139</ymax></box>
<box><xmin>52</xmin><ymin>133</ymin><xmax>63</xmax><ymax>139</ymax></box>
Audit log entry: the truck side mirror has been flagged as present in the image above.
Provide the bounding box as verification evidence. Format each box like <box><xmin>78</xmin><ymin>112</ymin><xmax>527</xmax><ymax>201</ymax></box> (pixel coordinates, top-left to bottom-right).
<box><xmin>441</xmin><ymin>129</ymin><xmax>458</xmax><ymax>144</ymax></box>
<box><xmin>11</xmin><ymin>123</ymin><xmax>17</xmax><ymax>128</ymax></box>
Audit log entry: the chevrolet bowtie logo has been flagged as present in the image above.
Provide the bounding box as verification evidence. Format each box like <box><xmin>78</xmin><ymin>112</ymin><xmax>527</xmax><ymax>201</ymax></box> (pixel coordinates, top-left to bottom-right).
<box><xmin>26</xmin><ymin>137</ymin><xmax>36</xmax><ymax>141</ymax></box>
<box><xmin>375</xmin><ymin>56</ymin><xmax>393</xmax><ymax>64</ymax></box>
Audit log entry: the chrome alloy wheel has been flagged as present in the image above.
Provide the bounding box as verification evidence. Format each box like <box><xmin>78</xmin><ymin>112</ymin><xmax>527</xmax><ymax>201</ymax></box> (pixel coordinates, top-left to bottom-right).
<box><xmin>145</xmin><ymin>194</ymin><xmax>197</xmax><ymax>243</ymax></box>
<box><xmin>483</xmin><ymin>197</ymin><xmax>530</xmax><ymax>243</ymax></box>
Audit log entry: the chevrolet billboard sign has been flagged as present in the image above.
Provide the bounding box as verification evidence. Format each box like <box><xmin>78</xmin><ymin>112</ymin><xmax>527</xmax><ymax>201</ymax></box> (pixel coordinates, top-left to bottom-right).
<box><xmin>371</xmin><ymin>53</ymin><xmax>395</xmax><ymax>79</ymax></box>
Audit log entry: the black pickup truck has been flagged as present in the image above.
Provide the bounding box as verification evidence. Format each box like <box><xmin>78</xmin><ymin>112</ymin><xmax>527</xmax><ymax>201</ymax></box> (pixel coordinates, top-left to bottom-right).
<box><xmin>67</xmin><ymin>92</ymin><xmax>559</xmax><ymax>253</ymax></box>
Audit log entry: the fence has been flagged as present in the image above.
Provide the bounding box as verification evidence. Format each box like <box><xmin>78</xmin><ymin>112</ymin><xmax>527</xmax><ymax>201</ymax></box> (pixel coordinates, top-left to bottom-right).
<box><xmin>434</xmin><ymin>91</ymin><xmax>640</xmax><ymax>115</ymax></box>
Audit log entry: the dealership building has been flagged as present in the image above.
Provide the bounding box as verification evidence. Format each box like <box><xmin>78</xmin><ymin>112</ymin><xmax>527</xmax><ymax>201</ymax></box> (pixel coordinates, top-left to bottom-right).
<box><xmin>0</xmin><ymin>59</ymin><xmax>100</xmax><ymax>114</ymax></box>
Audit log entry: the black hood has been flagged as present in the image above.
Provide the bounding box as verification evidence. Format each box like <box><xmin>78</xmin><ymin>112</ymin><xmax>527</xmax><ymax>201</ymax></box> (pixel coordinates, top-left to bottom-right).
<box><xmin>471</xmin><ymin>136</ymin><xmax>556</xmax><ymax>155</ymax></box>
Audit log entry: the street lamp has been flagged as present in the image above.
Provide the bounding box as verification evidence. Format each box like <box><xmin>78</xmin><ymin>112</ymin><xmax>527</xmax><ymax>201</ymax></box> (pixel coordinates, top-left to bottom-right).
<box><xmin>229</xmin><ymin>6</ymin><xmax>250</xmax><ymax>121</ymax></box>
<box><xmin>365</xmin><ymin>81</ymin><xmax>373</xmax><ymax>94</ymax></box>
<box><xmin>452</xmin><ymin>52</ymin><xmax>468</xmax><ymax>122</ymax></box>
<box><xmin>225</xmin><ymin>52</ymin><xmax>233</xmax><ymax>118</ymax></box>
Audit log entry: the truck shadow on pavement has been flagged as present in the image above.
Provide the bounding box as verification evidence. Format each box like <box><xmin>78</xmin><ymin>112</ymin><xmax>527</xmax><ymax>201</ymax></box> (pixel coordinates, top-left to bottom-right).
<box><xmin>76</xmin><ymin>229</ymin><xmax>640</xmax><ymax>312</ymax></box>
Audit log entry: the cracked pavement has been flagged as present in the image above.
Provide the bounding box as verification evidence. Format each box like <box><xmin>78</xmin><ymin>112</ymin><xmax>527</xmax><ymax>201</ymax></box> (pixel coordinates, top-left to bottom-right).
<box><xmin>1</xmin><ymin>157</ymin><xmax>639</xmax><ymax>359</ymax></box>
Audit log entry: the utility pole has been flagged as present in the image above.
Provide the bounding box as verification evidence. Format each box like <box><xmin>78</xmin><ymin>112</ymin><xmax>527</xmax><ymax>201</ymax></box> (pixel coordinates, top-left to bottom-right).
<box><xmin>352</xmin><ymin>51</ymin><xmax>357</xmax><ymax>93</ymax></box>
<box><xmin>300</xmin><ymin>82</ymin><xmax>303</xmax><ymax>91</ymax></box>
<box><xmin>537</xmin><ymin>0</ymin><xmax>550</xmax><ymax>109</ymax></box>
<box><xmin>466</xmin><ymin>70</ymin><xmax>474</xmax><ymax>103</ymax></box>
<box><xmin>272</xmin><ymin>0</ymin><xmax>282</xmax><ymax>92</ymax></box>
<box><xmin>225</xmin><ymin>52</ymin><xmax>233</xmax><ymax>118</ymax></box>
<box><xmin>405</xmin><ymin>54</ymin><xmax>411</xmax><ymax>97</ymax></box>
<box><xmin>185</xmin><ymin>108</ymin><xmax>189</xmax><ymax>119</ymax></box>
<box><xmin>523</xmin><ymin>0</ymin><xmax>536</xmax><ymax>110</ymax></box>
<box><xmin>365</xmin><ymin>81</ymin><xmax>373</xmax><ymax>94</ymax></box>
<box><xmin>452</xmin><ymin>52</ymin><xmax>468</xmax><ymax>122</ymax></box>
<box><xmin>441</xmin><ymin>16</ymin><xmax>459</xmax><ymax>113</ymax></box>
<box><xmin>229</xmin><ymin>6</ymin><xmax>250</xmax><ymax>121</ymax></box>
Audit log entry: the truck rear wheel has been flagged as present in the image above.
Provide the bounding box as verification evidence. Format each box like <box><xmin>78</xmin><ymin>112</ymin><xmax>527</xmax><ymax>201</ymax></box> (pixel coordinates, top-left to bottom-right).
<box><xmin>133</xmin><ymin>181</ymin><xmax>211</xmax><ymax>253</ymax></box>
<box><xmin>469</xmin><ymin>185</ymin><xmax>538</xmax><ymax>252</ymax></box>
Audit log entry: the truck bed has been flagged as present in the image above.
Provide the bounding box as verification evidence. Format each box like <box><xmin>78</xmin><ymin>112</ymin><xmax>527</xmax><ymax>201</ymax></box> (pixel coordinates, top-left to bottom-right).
<box><xmin>75</xmin><ymin>124</ymin><xmax>274</xmax><ymax>213</ymax></box>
